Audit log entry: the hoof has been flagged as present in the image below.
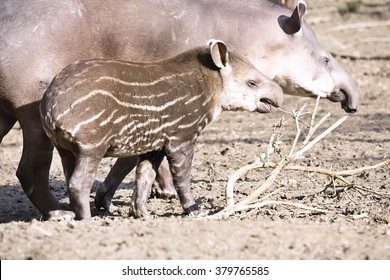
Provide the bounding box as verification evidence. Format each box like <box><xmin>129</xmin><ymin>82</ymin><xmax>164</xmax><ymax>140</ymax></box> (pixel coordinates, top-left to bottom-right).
<box><xmin>150</xmin><ymin>186</ymin><xmax>177</xmax><ymax>199</ymax></box>
<box><xmin>46</xmin><ymin>210</ymin><xmax>75</xmax><ymax>221</ymax></box>
<box><xmin>184</xmin><ymin>204</ymin><xmax>200</xmax><ymax>215</ymax></box>
<box><xmin>129</xmin><ymin>201</ymin><xmax>151</xmax><ymax>219</ymax></box>
<box><xmin>94</xmin><ymin>191</ymin><xmax>115</xmax><ymax>213</ymax></box>
<box><xmin>186</xmin><ymin>206</ymin><xmax>209</xmax><ymax>218</ymax></box>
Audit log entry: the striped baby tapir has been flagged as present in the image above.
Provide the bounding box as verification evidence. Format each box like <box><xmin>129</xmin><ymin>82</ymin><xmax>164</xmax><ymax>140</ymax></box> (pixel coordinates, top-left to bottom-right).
<box><xmin>40</xmin><ymin>40</ymin><xmax>284</xmax><ymax>220</ymax></box>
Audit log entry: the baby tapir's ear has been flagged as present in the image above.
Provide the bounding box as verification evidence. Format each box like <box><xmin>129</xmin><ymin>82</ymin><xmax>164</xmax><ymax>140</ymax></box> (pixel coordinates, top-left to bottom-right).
<box><xmin>208</xmin><ymin>39</ymin><xmax>229</xmax><ymax>69</ymax></box>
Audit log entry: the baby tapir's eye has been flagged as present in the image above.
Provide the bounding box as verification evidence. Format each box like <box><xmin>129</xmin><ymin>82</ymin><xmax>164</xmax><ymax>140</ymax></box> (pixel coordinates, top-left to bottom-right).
<box><xmin>247</xmin><ymin>80</ymin><xmax>258</xmax><ymax>88</ymax></box>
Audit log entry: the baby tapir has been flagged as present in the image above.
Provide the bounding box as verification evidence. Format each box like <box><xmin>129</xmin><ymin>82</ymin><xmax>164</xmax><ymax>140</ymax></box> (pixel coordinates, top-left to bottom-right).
<box><xmin>40</xmin><ymin>40</ymin><xmax>283</xmax><ymax>219</ymax></box>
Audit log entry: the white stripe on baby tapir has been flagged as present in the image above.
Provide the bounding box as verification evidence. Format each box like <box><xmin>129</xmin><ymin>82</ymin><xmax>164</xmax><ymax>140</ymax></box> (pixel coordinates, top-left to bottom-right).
<box><xmin>135</xmin><ymin>118</ymin><xmax>161</xmax><ymax>129</ymax></box>
<box><xmin>184</xmin><ymin>93</ymin><xmax>203</xmax><ymax>105</ymax></box>
<box><xmin>119</xmin><ymin>118</ymin><xmax>161</xmax><ymax>136</ymax></box>
<box><xmin>127</xmin><ymin>90</ymin><xmax>172</xmax><ymax>100</ymax></box>
<box><xmin>202</xmin><ymin>91</ymin><xmax>216</xmax><ymax>107</ymax></box>
<box><xmin>78</xmin><ymin>131</ymin><xmax>116</xmax><ymax>150</ymax></box>
<box><xmin>56</xmin><ymin>89</ymin><xmax>189</xmax><ymax>121</ymax></box>
<box><xmin>118</xmin><ymin>121</ymin><xmax>136</xmax><ymax>136</ymax></box>
<box><xmin>95</xmin><ymin>71</ymin><xmax>194</xmax><ymax>87</ymax></box>
<box><xmin>113</xmin><ymin>115</ymin><xmax>128</xmax><ymax>124</ymax></box>
<box><xmin>128</xmin><ymin>117</ymin><xmax>186</xmax><ymax>149</ymax></box>
<box><xmin>144</xmin><ymin>115</ymin><xmax>186</xmax><ymax>136</ymax></box>
<box><xmin>71</xmin><ymin>110</ymin><xmax>106</xmax><ymax>135</ymax></box>
<box><xmin>144</xmin><ymin>138</ymin><xmax>166</xmax><ymax>149</ymax></box>
<box><xmin>88</xmin><ymin>90</ymin><xmax>188</xmax><ymax>112</ymax></box>
<box><xmin>99</xmin><ymin>109</ymin><xmax>119</xmax><ymax>126</ymax></box>
<box><xmin>178</xmin><ymin>115</ymin><xmax>202</xmax><ymax>129</ymax></box>
<box><xmin>85</xmin><ymin>59</ymin><xmax>161</xmax><ymax>68</ymax></box>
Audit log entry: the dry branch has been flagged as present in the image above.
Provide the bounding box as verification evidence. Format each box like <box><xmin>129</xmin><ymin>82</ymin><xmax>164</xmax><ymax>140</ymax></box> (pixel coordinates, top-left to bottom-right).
<box><xmin>205</xmin><ymin>99</ymin><xmax>389</xmax><ymax>220</ymax></box>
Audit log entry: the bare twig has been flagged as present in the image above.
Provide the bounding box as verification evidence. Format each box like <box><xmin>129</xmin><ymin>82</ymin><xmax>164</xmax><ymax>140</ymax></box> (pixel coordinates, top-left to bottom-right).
<box><xmin>289</xmin><ymin>105</ymin><xmax>307</xmax><ymax>157</ymax></box>
<box><xmin>303</xmin><ymin>96</ymin><xmax>321</xmax><ymax>145</ymax></box>
<box><xmin>295</xmin><ymin>115</ymin><xmax>348</xmax><ymax>158</ymax></box>
<box><xmin>352</xmin><ymin>185</ymin><xmax>390</xmax><ymax>197</ymax></box>
<box><xmin>337</xmin><ymin>159</ymin><xmax>390</xmax><ymax>176</ymax></box>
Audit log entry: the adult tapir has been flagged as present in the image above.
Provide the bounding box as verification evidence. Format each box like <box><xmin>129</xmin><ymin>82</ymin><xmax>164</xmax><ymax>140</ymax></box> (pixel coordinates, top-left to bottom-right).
<box><xmin>0</xmin><ymin>0</ymin><xmax>359</xmax><ymax>219</ymax></box>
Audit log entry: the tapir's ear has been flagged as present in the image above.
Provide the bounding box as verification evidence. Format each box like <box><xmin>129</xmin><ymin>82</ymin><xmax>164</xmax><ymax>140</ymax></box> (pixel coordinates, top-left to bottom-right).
<box><xmin>208</xmin><ymin>39</ymin><xmax>229</xmax><ymax>69</ymax></box>
<box><xmin>278</xmin><ymin>0</ymin><xmax>306</xmax><ymax>35</ymax></box>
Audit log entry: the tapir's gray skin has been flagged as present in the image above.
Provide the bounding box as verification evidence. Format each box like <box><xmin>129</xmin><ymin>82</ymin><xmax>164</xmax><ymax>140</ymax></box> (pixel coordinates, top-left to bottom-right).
<box><xmin>0</xmin><ymin>0</ymin><xmax>359</xmax><ymax>219</ymax></box>
<box><xmin>40</xmin><ymin>41</ymin><xmax>284</xmax><ymax>219</ymax></box>
<box><xmin>275</xmin><ymin>0</ymin><xmax>299</xmax><ymax>9</ymax></box>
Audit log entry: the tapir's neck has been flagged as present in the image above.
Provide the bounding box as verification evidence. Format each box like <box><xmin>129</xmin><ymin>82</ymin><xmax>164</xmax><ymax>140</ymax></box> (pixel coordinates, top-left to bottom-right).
<box><xmin>83</xmin><ymin>0</ymin><xmax>288</xmax><ymax>76</ymax></box>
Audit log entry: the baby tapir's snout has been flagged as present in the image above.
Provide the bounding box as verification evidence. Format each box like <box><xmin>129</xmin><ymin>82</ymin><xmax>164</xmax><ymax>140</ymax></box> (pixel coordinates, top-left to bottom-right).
<box><xmin>40</xmin><ymin>39</ymin><xmax>283</xmax><ymax>219</ymax></box>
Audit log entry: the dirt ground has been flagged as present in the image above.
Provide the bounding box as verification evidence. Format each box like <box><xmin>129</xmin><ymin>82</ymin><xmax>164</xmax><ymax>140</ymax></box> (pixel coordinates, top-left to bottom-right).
<box><xmin>1</xmin><ymin>0</ymin><xmax>389</xmax><ymax>260</ymax></box>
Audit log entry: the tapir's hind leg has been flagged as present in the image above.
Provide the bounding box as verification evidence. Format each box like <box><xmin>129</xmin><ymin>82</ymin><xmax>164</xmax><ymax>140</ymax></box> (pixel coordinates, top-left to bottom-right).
<box><xmin>0</xmin><ymin>114</ymin><xmax>16</xmax><ymax>143</ymax></box>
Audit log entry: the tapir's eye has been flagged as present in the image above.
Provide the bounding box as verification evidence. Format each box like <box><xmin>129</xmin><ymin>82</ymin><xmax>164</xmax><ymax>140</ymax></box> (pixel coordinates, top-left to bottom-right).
<box><xmin>247</xmin><ymin>80</ymin><xmax>257</xmax><ymax>88</ymax></box>
<box><xmin>324</xmin><ymin>57</ymin><xmax>330</xmax><ymax>66</ymax></box>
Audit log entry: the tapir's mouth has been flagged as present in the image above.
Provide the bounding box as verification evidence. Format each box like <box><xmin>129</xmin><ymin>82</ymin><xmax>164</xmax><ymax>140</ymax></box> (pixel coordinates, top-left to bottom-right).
<box><xmin>329</xmin><ymin>89</ymin><xmax>357</xmax><ymax>114</ymax></box>
<box><xmin>257</xmin><ymin>98</ymin><xmax>279</xmax><ymax>113</ymax></box>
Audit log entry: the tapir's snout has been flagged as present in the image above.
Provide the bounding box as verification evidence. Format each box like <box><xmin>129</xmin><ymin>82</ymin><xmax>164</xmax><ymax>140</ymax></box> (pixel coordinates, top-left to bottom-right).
<box><xmin>256</xmin><ymin>81</ymin><xmax>284</xmax><ymax>113</ymax></box>
<box><xmin>329</xmin><ymin>79</ymin><xmax>360</xmax><ymax>114</ymax></box>
<box><xmin>340</xmin><ymin>88</ymin><xmax>359</xmax><ymax>113</ymax></box>
<box><xmin>327</xmin><ymin>56</ymin><xmax>360</xmax><ymax>114</ymax></box>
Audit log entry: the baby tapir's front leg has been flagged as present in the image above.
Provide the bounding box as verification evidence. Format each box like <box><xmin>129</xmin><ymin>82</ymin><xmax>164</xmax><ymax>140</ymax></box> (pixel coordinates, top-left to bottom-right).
<box><xmin>130</xmin><ymin>142</ymin><xmax>198</xmax><ymax>218</ymax></box>
<box><xmin>166</xmin><ymin>141</ymin><xmax>199</xmax><ymax>215</ymax></box>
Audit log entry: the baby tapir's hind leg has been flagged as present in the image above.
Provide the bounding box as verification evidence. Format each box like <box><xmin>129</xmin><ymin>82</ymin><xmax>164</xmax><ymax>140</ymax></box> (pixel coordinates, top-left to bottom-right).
<box><xmin>68</xmin><ymin>155</ymin><xmax>101</xmax><ymax>220</ymax></box>
<box><xmin>130</xmin><ymin>151</ymin><xmax>165</xmax><ymax>218</ymax></box>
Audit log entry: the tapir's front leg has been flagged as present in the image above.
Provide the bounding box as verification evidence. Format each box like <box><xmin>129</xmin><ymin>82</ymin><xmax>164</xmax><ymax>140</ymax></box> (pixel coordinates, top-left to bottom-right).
<box><xmin>166</xmin><ymin>143</ymin><xmax>199</xmax><ymax>215</ymax></box>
